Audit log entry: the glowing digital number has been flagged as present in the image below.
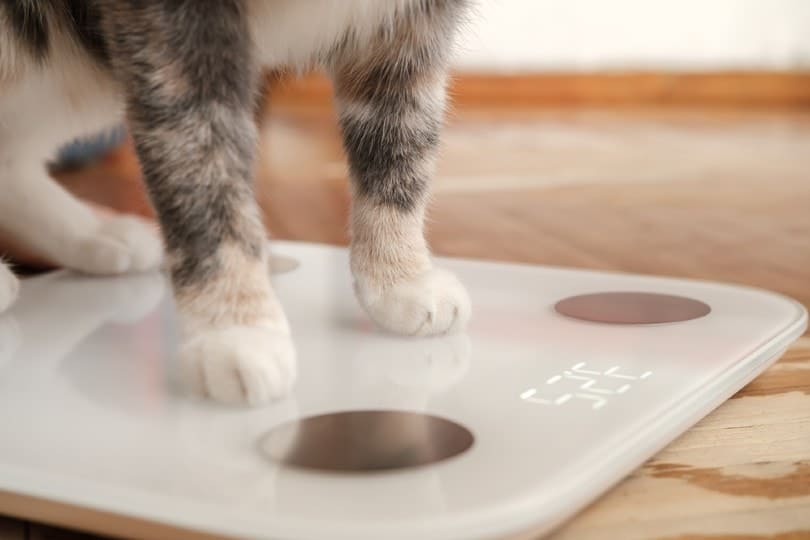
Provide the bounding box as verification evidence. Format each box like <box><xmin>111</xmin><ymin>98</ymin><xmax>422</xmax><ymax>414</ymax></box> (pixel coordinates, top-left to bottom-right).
<box><xmin>520</xmin><ymin>362</ymin><xmax>652</xmax><ymax>410</ymax></box>
<box><xmin>520</xmin><ymin>388</ymin><xmax>606</xmax><ymax>409</ymax></box>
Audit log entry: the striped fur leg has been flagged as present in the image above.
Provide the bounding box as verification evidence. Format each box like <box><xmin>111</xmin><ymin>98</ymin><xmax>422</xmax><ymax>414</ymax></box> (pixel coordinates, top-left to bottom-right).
<box><xmin>331</xmin><ymin>11</ymin><xmax>471</xmax><ymax>336</ymax></box>
<box><xmin>105</xmin><ymin>3</ymin><xmax>294</xmax><ymax>405</ymax></box>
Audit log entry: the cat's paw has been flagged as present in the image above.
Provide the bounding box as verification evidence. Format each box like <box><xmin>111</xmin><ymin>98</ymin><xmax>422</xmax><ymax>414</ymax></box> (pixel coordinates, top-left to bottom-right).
<box><xmin>355</xmin><ymin>268</ymin><xmax>471</xmax><ymax>337</ymax></box>
<box><xmin>180</xmin><ymin>326</ymin><xmax>297</xmax><ymax>406</ymax></box>
<box><xmin>0</xmin><ymin>263</ymin><xmax>20</xmax><ymax>313</ymax></box>
<box><xmin>70</xmin><ymin>216</ymin><xmax>163</xmax><ymax>275</ymax></box>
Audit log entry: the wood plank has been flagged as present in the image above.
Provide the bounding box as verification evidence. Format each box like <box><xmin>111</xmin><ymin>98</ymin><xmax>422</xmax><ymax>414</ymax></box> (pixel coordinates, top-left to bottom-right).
<box><xmin>265</xmin><ymin>71</ymin><xmax>810</xmax><ymax>110</ymax></box>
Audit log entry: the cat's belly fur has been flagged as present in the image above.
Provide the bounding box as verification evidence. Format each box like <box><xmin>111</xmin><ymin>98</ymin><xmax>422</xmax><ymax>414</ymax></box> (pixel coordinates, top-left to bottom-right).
<box><xmin>249</xmin><ymin>0</ymin><xmax>420</xmax><ymax>68</ymax></box>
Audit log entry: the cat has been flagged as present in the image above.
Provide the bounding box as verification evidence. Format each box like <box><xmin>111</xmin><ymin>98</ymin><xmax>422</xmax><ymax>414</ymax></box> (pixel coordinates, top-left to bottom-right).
<box><xmin>0</xmin><ymin>0</ymin><xmax>472</xmax><ymax>406</ymax></box>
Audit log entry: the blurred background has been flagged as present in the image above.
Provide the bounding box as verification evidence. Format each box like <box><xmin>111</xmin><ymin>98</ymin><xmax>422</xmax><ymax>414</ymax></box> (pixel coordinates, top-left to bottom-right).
<box><xmin>458</xmin><ymin>0</ymin><xmax>810</xmax><ymax>72</ymax></box>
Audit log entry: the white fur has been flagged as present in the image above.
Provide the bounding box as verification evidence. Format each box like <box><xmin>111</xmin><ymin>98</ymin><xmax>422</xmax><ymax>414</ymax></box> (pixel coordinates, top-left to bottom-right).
<box><xmin>0</xmin><ymin>15</ymin><xmax>161</xmax><ymax>278</ymax></box>
<box><xmin>248</xmin><ymin>0</ymin><xmax>419</xmax><ymax>67</ymax></box>
<box><xmin>0</xmin><ymin>20</ymin><xmax>124</xmax><ymax>161</ymax></box>
<box><xmin>74</xmin><ymin>216</ymin><xmax>164</xmax><ymax>274</ymax></box>
<box><xmin>355</xmin><ymin>268</ymin><xmax>471</xmax><ymax>336</ymax></box>
<box><xmin>0</xmin><ymin>166</ymin><xmax>163</xmax><ymax>275</ymax></box>
<box><xmin>180</xmin><ymin>325</ymin><xmax>297</xmax><ymax>406</ymax></box>
<box><xmin>0</xmin><ymin>261</ymin><xmax>19</xmax><ymax>313</ymax></box>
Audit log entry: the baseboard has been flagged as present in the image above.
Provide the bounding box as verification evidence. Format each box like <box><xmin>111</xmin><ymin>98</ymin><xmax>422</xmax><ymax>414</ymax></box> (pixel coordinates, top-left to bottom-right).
<box><xmin>265</xmin><ymin>71</ymin><xmax>810</xmax><ymax>109</ymax></box>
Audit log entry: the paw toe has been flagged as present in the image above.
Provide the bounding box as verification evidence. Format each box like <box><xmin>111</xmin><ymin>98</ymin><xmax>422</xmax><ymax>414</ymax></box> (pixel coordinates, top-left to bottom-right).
<box><xmin>104</xmin><ymin>216</ymin><xmax>163</xmax><ymax>272</ymax></box>
<box><xmin>358</xmin><ymin>268</ymin><xmax>471</xmax><ymax>337</ymax></box>
<box><xmin>71</xmin><ymin>216</ymin><xmax>163</xmax><ymax>275</ymax></box>
<box><xmin>180</xmin><ymin>326</ymin><xmax>297</xmax><ymax>406</ymax></box>
<box><xmin>76</xmin><ymin>235</ymin><xmax>131</xmax><ymax>274</ymax></box>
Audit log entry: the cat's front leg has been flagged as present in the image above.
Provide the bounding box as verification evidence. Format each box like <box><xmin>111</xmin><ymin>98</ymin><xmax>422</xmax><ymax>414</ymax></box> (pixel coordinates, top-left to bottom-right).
<box><xmin>105</xmin><ymin>4</ymin><xmax>294</xmax><ymax>405</ymax></box>
<box><xmin>330</xmin><ymin>7</ymin><xmax>471</xmax><ymax>337</ymax></box>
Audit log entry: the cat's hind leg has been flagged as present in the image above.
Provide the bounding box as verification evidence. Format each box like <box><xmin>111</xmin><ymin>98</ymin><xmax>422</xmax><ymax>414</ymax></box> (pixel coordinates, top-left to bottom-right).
<box><xmin>0</xmin><ymin>39</ymin><xmax>163</xmax><ymax>277</ymax></box>
<box><xmin>0</xmin><ymin>165</ymin><xmax>163</xmax><ymax>275</ymax></box>
<box><xmin>330</xmin><ymin>3</ymin><xmax>471</xmax><ymax>337</ymax></box>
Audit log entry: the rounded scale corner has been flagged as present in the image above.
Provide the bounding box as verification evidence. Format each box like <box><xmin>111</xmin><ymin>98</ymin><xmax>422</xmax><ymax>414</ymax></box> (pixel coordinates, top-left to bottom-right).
<box><xmin>611</xmin><ymin>269</ymin><xmax>808</xmax><ymax>335</ymax></box>
<box><xmin>710</xmin><ymin>280</ymin><xmax>807</xmax><ymax>329</ymax></box>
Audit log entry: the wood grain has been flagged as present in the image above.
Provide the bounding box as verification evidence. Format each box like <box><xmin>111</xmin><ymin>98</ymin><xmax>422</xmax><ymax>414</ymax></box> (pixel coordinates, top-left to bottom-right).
<box><xmin>266</xmin><ymin>71</ymin><xmax>810</xmax><ymax>110</ymax></box>
<box><xmin>3</xmin><ymin>98</ymin><xmax>809</xmax><ymax>539</ymax></box>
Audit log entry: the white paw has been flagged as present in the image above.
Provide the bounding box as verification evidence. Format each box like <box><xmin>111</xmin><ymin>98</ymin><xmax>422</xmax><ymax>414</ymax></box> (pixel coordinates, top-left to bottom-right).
<box><xmin>0</xmin><ymin>263</ymin><xmax>20</xmax><ymax>313</ymax></box>
<box><xmin>70</xmin><ymin>216</ymin><xmax>163</xmax><ymax>275</ymax></box>
<box><xmin>355</xmin><ymin>268</ymin><xmax>471</xmax><ymax>337</ymax></box>
<box><xmin>180</xmin><ymin>326</ymin><xmax>297</xmax><ymax>406</ymax></box>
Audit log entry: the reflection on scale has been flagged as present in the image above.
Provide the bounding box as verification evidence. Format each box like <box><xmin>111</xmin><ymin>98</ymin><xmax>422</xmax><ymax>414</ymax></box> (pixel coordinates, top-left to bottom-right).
<box><xmin>0</xmin><ymin>268</ymin><xmax>477</xmax><ymax>516</ymax></box>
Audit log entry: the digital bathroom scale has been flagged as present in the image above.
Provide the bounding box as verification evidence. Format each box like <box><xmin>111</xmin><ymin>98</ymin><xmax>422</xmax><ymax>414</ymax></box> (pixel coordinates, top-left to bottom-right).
<box><xmin>0</xmin><ymin>241</ymin><xmax>805</xmax><ymax>540</ymax></box>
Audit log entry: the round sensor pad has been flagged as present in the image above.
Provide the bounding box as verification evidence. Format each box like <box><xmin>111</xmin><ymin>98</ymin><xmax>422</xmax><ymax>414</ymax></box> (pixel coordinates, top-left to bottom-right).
<box><xmin>555</xmin><ymin>292</ymin><xmax>711</xmax><ymax>324</ymax></box>
<box><xmin>258</xmin><ymin>410</ymin><xmax>474</xmax><ymax>472</ymax></box>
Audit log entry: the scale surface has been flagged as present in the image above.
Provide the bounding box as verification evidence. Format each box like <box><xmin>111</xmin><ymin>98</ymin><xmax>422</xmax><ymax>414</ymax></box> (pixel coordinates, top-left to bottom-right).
<box><xmin>0</xmin><ymin>241</ymin><xmax>805</xmax><ymax>540</ymax></box>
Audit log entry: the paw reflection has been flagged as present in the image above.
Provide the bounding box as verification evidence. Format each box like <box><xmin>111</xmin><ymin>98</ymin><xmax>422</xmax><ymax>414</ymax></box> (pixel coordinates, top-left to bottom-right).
<box><xmin>1</xmin><ymin>271</ymin><xmax>165</xmax><ymax>380</ymax></box>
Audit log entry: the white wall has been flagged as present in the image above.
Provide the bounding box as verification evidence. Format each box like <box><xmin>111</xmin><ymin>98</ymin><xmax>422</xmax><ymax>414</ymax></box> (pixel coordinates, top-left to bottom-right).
<box><xmin>455</xmin><ymin>0</ymin><xmax>810</xmax><ymax>72</ymax></box>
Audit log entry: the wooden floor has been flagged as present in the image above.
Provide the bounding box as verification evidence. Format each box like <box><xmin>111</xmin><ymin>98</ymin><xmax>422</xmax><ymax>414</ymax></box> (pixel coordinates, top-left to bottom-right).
<box><xmin>3</xmin><ymin>99</ymin><xmax>810</xmax><ymax>539</ymax></box>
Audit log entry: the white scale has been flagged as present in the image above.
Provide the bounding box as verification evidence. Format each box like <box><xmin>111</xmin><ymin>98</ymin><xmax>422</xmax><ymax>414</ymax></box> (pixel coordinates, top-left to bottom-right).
<box><xmin>0</xmin><ymin>241</ymin><xmax>805</xmax><ymax>540</ymax></box>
